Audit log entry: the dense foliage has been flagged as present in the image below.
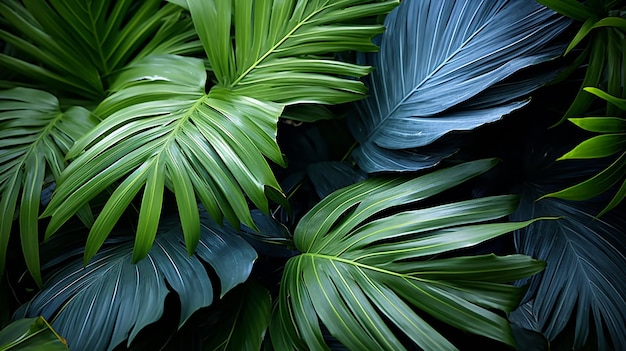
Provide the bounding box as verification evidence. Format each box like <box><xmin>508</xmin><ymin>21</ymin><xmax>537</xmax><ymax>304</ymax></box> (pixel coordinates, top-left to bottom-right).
<box><xmin>1</xmin><ymin>0</ymin><xmax>624</xmax><ymax>350</ymax></box>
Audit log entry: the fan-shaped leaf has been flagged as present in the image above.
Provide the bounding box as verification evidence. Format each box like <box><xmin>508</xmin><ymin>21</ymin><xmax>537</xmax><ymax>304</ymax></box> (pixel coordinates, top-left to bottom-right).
<box><xmin>41</xmin><ymin>55</ymin><xmax>284</xmax><ymax>264</ymax></box>
<box><xmin>349</xmin><ymin>0</ymin><xmax>570</xmax><ymax>172</ymax></box>
<box><xmin>188</xmin><ymin>0</ymin><xmax>398</xmax><ymax>105</ymax></box>
<box><xmin>272</xmin><ymin>159</ymin><xmax>549</xmax><ymax>350</ymax></box>
<box><xmin>14</xmin><ymin>212</ymin><xmax>257</xmax><ymax>351</ymax></box>
<box><xmin>0</xmin><ymin>88</ymin><xmax>99</xmax><ymax>286</ymax></box>
<box><xmin>510</xmin><ymin>177</ymin><xmax>626</xmax><ymax>350</ymax></box>
<box><xmin>44</xmin><ymin>0</ymin><xmax>400</xmax><ymax>263</ymax></box>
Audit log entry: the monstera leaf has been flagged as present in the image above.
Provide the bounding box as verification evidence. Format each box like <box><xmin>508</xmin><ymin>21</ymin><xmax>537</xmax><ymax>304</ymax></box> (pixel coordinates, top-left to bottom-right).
<box><xmin>0</xmin><ymin>88</ymin><xmax>99</xmax><ymax>286</ymax></box>
<box><xmin>349</xmin><ymin>0</ymin><xmax>570</xmax><ymax>172</ymax></box>
<box><xmin>42</xmin><ymin>0</ymin><xmax>399</xmax><ymax>264</ymax></box>
<box><xmin>14</xmin><ymin>213</ymin><xmax>257</xmax><ymax>351</ymax></box>
<box><xmin>271</xmin><ymin>159</ymin><xmax>550</xmax><ymax>350</ymax></box>
<box><xmin>0</xmin><ymin>0</ymin><xmax>199</xmax><ymax>100</ymax></box>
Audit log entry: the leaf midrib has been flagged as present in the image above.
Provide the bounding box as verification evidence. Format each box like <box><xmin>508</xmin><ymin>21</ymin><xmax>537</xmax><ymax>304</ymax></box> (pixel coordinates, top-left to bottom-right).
<box><xmin>227</xmin><ymin>2</ymin><xmax>333</xmax><ymax>88</ymax></box>
<box><xmin>11</xmin><ymin>110</ymin><xmax>65</xmax><ymax>175</ymax></box>
<box><xmin>364</xmin><ymin>7</ymin><xmax>492</xmax><ymax>141</ymax></box>
<box><xmin>303</xmin><ymin>252</ymin><xmax>425</xmax><ymax>283</ymax></box>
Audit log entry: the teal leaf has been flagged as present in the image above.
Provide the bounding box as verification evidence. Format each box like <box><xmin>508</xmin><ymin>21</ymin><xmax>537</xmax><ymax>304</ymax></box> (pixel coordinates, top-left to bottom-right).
<box><xmin>14</xmin><ymin>212</ymin><xmax>257</xmax><ymax>351</ymax></box>
<box><xmin>511</xmin><ymin>165</ymin><xmax>626</xmax><ymax>350</ymax></box>
<box><xmin>350</xmin><ymin>0</ymin><xmax>570</xmax><ymax>172</ymax></box>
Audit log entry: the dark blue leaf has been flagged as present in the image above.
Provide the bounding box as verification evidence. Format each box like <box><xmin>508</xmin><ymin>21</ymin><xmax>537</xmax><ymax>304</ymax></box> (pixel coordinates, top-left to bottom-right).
<box><xmin>350</xmin><ymin>0</ymin><xmax>570</xmax><ymax>172</ymax></box>
<box><xmin>14</xmin><ymin>213</ymin><xmax>257</xmax><ymax>351</ymax></box>
<box><xmin>306</xmin><ymin>161</ymin><xmax>366</xmax><ymax>199</ymax></box>
<box><xmin>510</xmin><ymin>157</ymin><xmax>626</xmax><ymax>351</ymax></box>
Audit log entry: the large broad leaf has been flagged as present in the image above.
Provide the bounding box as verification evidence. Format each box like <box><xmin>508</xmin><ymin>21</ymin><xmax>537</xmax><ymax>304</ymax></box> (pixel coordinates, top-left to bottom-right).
<box><xmin>510</xmin><ymin>179</ymin><xmax>626</xmax><ymax>350</ymax></box>
<box><xmin>271</xmin><ymin>159</ymin><xmax>549</xmax><ymax>350</ymax></box>
<box><xmin>42</xmin><ymin>0</ymin><xmax>398</xmax><ymax>264</ymax></box>
<box><xmin>504</xmin><ymin>123</ymin><xmax>626</xmax><ymax>350</ymax></box>
<box><xmin>0</xmin><ymin>88</ymin><xmax>99</xmax><ymax>287</ymax></box>
<box><xmin>0</xmin><ymin>0</ymin><xmax>200</xmax><ymax>100</ymax></box>
<box><xmin>349</xmin><ymin>0</ymin><xmax>570</xmax><ymax>172</ymax></box>
<box><xmin>14</xmin><ymin>212</ymin><xmax>257</xmax><ymax>351</ymax></box>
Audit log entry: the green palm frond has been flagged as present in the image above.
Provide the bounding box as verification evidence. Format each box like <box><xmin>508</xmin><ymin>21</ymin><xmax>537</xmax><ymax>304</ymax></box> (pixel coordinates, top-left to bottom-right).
<box><xmin>544</xmin><ymin>87</ymin><xmax>626</xmax><ymax>216</ymax></box>
<box><xmin>0</xmin><ymin>0</ymin><xmax>200</xmax><ymax>100</ymax></box>
<box><xmin>271</xmin><ymin>159</ymin><xmax>550</xmax><ymax>350</ymax></box>
<box><xmin>42</xmin><ymin>1</ymin><xmax>398</xmax><ymax>265</ymax></box>
<box><xmin>0</xmin><ymin>87</ymin><xmax>99</xmax><ymax>286</ymax></box>
<box><xmin>189</xmin><ymin>0</ymin><xmax>398</xmax><ymax>105</ymax></box>
<box><xmin>538</xmin><ymin>0</ymin><xmax>626</xmax><ymax>119</ymax></box>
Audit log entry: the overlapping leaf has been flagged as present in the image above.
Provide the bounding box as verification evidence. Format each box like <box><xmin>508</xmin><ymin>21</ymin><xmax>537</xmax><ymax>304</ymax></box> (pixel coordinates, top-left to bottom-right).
<box><xmin>271</xmin><ymin>159</ymin><xmax>549</xmax><ymax>350</ymax></box>
<box><xmin>511</xmin><ymin>176</ymin><xmax>626</xmax><ymax>350</ymax></box>
<box><xmin>43</xmin><ymin>0</ymin><xmax>399</xmax><ymax>264</ymax></box>
<box><xmin>0</xmin><ymin>0</ymin><xmax>199</xmax><ymax>100</ymax></box>
<box><xmin>0</xmin><ymin>88</ymin><xmax>99</xmax><ymax>287</ymax></box>
<box><xmin>0</xmin><ymin>316</ymin><xmax>68</xmax><ymax>350</ymax></box>
<box><xmin>42</xmin><ymin>55</ymin><xmax>283</xmax><ymax>265</ymax></box>
<box><xmin>349</xmin><ymin>0</ymin><xmax>570</xmax><ymax>172</ymax></box>
<box><xmin>188</xmin><ymin>0</ymin><xmax>398</xmax><ymax>105</ymax></box>
<box><xmin>14</xmin><ymin>213</ymin><xmax>257</xmax><ymax>351</ymax></box>
<box><xmin>543</xmin><ymin>88</ymin><xmax>626</xmax><ymax>216</ymax></box>
<box><xmin>201</xmin><ymin>281</ymin><xmax>271</xmax><ymax>351</ymax></box>
<box><xmin>538</xmin><ymin>0</ymin><xmax>626</xmax><ymax>119</ymax></box>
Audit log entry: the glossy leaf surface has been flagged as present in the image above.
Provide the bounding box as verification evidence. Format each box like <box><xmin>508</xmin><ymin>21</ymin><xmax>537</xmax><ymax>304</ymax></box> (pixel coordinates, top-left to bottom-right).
<box><xmin>272</xmin><ymin>159</ymin><xmax>548</xmax><ymax>350</ymax></box>
<box><xmin>0</xmin><ymin>0</ymin><xmax>199</xmax><ymax>100</ymax></box>
<box><xmin>0</xmin><ymin>88</ymin><xmax>99</xmax><ymax>286</ymax></box>
<box><xmin>350</xmin><ymin>0</ymin><xmax>569</xmax><ymax>172</ymax></box>
<box><xmin>14</xmin><ymin>213</ymin><xmax>257</xmax><ymax>351</ymax></box>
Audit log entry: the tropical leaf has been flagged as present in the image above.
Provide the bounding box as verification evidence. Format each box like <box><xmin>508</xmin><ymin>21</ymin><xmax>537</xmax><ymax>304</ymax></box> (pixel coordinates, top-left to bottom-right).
<box><xmin>511</xmin><ymin>194</ymin><xmax>626</xmax><ymax>351</ymax></box>
<box><xmin>544</xmin><ymin>88</ymin><xmax>626</xmax><ymax>216</ymax></box>
<box><xmin>42</xmin><ymin>0</ymin><xmax>399</xmax><ymax>264</ymax></box>
<box><xmin>271</xmin><ymin>159</ymin><xmax>549</xmax><ymax>350</ymax></box>
<box><xmin>349</xmin><ymin>0</ymin><xmax>570</xmax><ymax>172</ymax></box>
<box><xmin>0</xmin><ymin>316</ymin><xmax>68</xmax><ymax>351</ymax></box>
<box><xmin>14</xmin><ymin>212</ymin><xmax>257</xmax><ymax>351</ymax></box>
<box><xmin>202</xmin><ymin>281</ymin><xmax>271</xmax><ymax>351</ymax></box>
<box><xmin>188</xmin><ymin>0</ymin><xmax>398</xmax><ymax>105</ymax></box>
<box><xmin>508</xmin><ymin>131</ymin><xmax>626</xmax><ymax>351</ymax></box>
<box><xmin>539</xmin><ymin>1</ymin><xmax>626</xmax><ymax>120</ymax></box>
<box><xmin>0</xmin><ymin>88</ymin><xmax>99</xmax><ymax>287</ymax></box>
<box><xmin>0</xmin><ymin>0</ymin><xmax>199</xmax><ymax>100</ymax></box>
<box><xmin>306</xmin><ymin>161</ymin><xmax>367</xmax><ymax>199</ymax></box>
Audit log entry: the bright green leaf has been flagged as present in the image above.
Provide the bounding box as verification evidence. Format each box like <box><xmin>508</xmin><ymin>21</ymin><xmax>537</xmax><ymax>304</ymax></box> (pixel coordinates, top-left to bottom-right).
<box><xmin>568</xmin><ymin>117</ymin><xmax>626</xmax><ymax>133</ymax></box>
<box><xmin>558</xmin><ymin>133</ymin><xmax>626</xmax><ymax>159</ymax></box>
<box><xmin>0</xmin><ymin>87</ymin><xmax>98</xmax><ymax>285</ymax></box>
<box><xmin>273</xmin><ymin>160</ymin><xmax>549</xmax><ymax>350</ymax></box>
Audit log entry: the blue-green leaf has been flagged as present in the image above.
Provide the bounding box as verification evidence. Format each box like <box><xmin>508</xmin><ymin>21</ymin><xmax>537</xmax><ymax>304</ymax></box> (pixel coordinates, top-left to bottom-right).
<box><xmin>14</xmin><ymin>213</ymin><xmax>257</xmax><ymax>351</ymax></box>
<box><xmin>350</xmin><ymin>0</ymin><xmax>570</xmax><ymax>172</ymax></box>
